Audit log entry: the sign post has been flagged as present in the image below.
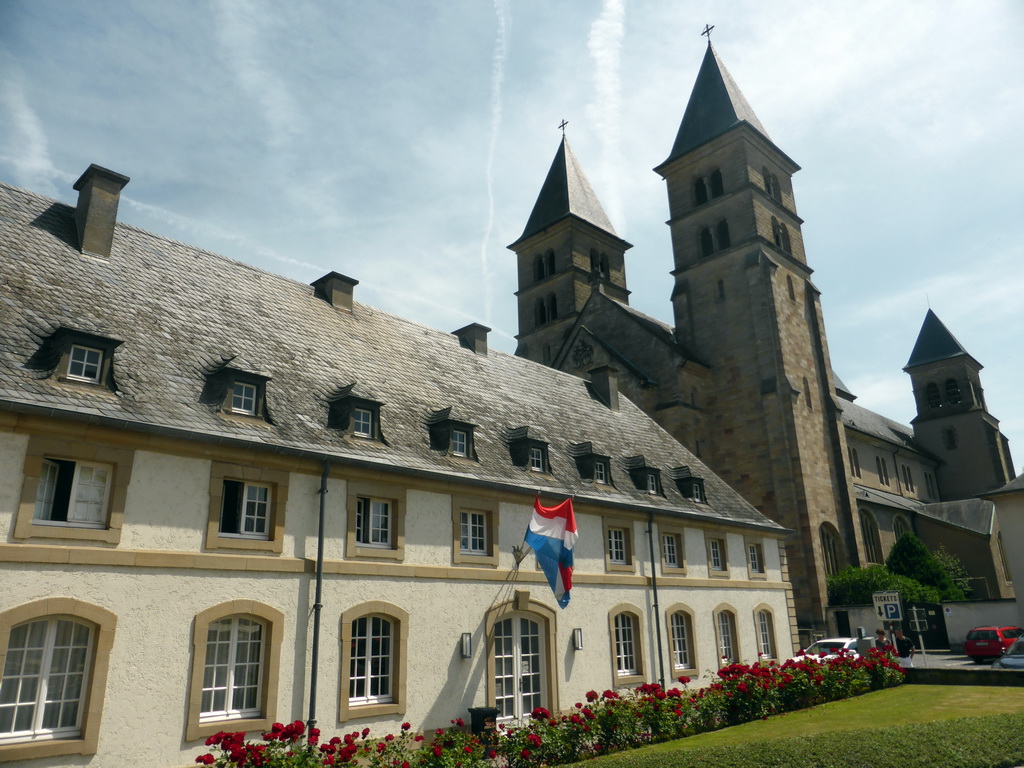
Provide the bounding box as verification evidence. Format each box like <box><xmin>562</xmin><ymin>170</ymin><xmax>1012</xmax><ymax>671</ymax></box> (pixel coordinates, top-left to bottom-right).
<box><xmin>909</xmin><ymin>605</ymin><xmax>929</xmax><ymax>667</ymax></box>
<box><xmin>872</xmin><ymin>591</ymin><xmax>903</xmax><ymax>650</ymax></box>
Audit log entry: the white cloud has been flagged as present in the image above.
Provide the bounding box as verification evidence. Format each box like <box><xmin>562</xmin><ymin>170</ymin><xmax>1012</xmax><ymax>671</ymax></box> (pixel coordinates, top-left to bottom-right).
<box><xmin>0</xmin><ymin>63</ymin><xmax>59</xmax><ymax>196</ymax></box>
<box><xmin>586</xmin><ymin>0</ymin><xmax>626</xmax><ymax>232</ymax></box>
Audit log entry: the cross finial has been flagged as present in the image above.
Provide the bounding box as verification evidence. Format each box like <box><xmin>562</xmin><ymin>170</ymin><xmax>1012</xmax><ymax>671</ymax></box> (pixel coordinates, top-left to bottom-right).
<box><xmin>558</xmin><ymin>119</ymin><xmax>568</xmax><ymax>136</ymax></box>
<box><xmin>701</xmin><ymin>24</ymin><xmax>714</xmax><ymax>42</ymax></box>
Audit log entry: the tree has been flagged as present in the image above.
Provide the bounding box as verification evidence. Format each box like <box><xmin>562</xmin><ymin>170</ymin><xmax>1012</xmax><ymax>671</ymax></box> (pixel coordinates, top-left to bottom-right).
<box><xmin>932</xmin><ymin>545</ymin><xmax>973</xmax><ymax>598</ymax></box>
<box><xmin>826</xmin><ymin>564</ymin><xmax>942</xmax><ymax>606</ymax></box>
<box><xmin>885</xmin><ymin>534</ymin><xmax>965</xmax><ymax>601</ymax></box>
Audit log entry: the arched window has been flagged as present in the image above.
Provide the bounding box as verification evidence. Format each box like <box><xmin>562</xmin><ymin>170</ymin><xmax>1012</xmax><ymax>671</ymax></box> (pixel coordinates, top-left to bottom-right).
<box><xmin>700</xmin><ymin>227</ymin><xmax>715</xmax><ymax>257</ymax></box>
<box><xmin>534</xmin><ymin>299</ymin><xmax>547</xmax><ymax>326</ymax></box>
<box><xmin>820</xmin><ymin>524</ymin><xmax>841</xmax><ymax>576</ymax></box>
<box><xmin>943</xmin><ymin>427</ymin><xmax>957</xmax><ymax>449</ymax></box>
<box><xmin>487</xmin><ymin>599</ymin><xmax>557</xmax><ymax>722</ymax></box>
<box><xmin>546</xmin><ymin>294</ymin><xmax>558</xmax><ymax>321</ymax></box>
<box><xmin>694</xmin><ymin>178</ymin><xmax>708</xmax><ymax>205</ymax></box>
<box><xmin>875</xmin><ymin>456</ymin><xmax>890</xmax><ymax>486</ymax></box>
<box><xmin>667</xmin><ymin>609</ymin><xmax>695</xmax><ymax>671</ymax></box>
<box><xmin>772</xmin><ymin>217</ymin><xmax>783</xmax><ymax>248</ymax></box>
<box><xmin>860</xmin><ymin>510</ymin><xmax>882</xmax><ymax>563</ymax></box>
<box><xmin>945</xmin><ymin>378</ymin><xmax>962</xmax><ymax>405</ymax></box>
<box><xmin>545</xmin><ymin>250</ymin><xmax>556</xmax><ymax>276</ymax></box>
<box><xmin>763</xmin><ymin>167</ymin><xmax>776</xmax><ymax>198</ymax></box>
<box><xmin>893</xmin><ymin>515</ymin><xmax>910</xmax><ymax>540</ymax></box>
<box><xmin>534</xmin><ymin>255</ymin><xmax>545</xmax><ymax>282</ymax></box>
<box><xmin>925</xmin><ymin>382</ymin><xmax>941</xmax><ymax>408</ymax></box>
<box><xmin>187</xmin><ymin>601</ymin><xmax>284</xmax><ymax>741</ymax></box>
<box><xmin>755</xmin><ymin>609</ymin><xmax>776</xmax><ymax>658</ymax></box>
<box><xmin>710</xmin><ymin>169</ymin><xmax>724</xmax><ymax>198</ymax></box>
<box><xmin>803</xmin><ymin>377</ymin><xmax>812</xmax><ymax>410</ymax></box>
<box><xmin>589</xmin><ymin>249</ymin><xmax>598</xmax><ymax>272</ymax></box>
<box><xmin>849</xmin><ymin>447</ymin><xmax>861</xmax><ymax>478</ymax></box>
<box><xmin>716</xmin><ymin>220</ymin><xmax>731</xmax><ymax>250</ymax></box>
<box><xmin>787</xmin><ymin>275</ymin><xmax>796</xmax><ymax>301</ymax></box>
<box><xmin>340</xmin><ymin>602</ymin><xmax>409</xmax><ymax>720</ymax></box>
<box><xmin>780</xmin><ymin>223</ymin><xmax>791</xmax><ymax>253</ymax></box>
<box><xmin>599</xmin><ymin>253</ymin><xmax>609</xmax><ymax>279</ymax></box>
<box><xmin>609</xmin><ymin>606</ymin><xmax>645</xmax><ymax>685</ymax></box>
<box><xmin>714</xmin><ymin>608</ymin><xmax>739</xmax><ymax>664</ymax></box>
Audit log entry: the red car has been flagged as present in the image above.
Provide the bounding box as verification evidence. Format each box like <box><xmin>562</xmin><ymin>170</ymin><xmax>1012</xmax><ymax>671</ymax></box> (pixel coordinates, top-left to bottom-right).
<box><xmin>965</xmin><ymin>626</ymin><xmax>1024</xmax><ymax>662</ymax></box>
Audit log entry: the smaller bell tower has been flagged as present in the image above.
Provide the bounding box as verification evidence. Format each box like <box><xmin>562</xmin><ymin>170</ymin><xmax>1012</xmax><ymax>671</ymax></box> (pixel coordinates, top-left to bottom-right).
<box><xmin>509</xmin><ymin>135</ymin><xmax>631</xmax><ymax>365</ymax></box>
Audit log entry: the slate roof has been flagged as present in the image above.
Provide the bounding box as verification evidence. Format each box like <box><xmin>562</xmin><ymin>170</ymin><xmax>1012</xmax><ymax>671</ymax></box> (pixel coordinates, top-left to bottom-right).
<box><xmin>841</xmin><ymin>399</ymin><xmax>921</xmax><ymax>452</ymax></box>
<box><xmin>984</xmin><ymin>472</ymin><xmax>1024</xmax><ymax>498</ymax></box>
<box><xmin>904</xmin><ymin>309</ymin><xmax>975</xmax><ymax>369</ymax></box>
<box><xmin>853</xmin><ymin>484</ymin><xmax>995</xmax><ymax>536</ymax></box>
<box><xmin>661</xmin><ymin>43</ymin><xmax>772</xmax><ymax>165</ymax></box>
<box><xmin>0</xmin><ymin>179</ymin><xmax>784</xmax><ymax>532</ymax></box>
<box><xmin>511</xmin><ymin>137</ymin><xmax>625</xmax><ymax>247</ymax></box>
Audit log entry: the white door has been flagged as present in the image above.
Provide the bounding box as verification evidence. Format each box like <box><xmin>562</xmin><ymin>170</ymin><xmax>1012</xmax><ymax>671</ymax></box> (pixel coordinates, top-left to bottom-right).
<box><xmin>493</xmin><ymin>615</ymin><xmax>544</xmax><ymax>720</ymax></box>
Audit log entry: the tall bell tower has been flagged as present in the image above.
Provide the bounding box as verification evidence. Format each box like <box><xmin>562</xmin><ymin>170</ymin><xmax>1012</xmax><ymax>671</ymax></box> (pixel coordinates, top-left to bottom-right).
<box><xmin>655</xmin><ymin>42</ymin><xmax>863</xmax><ymax>629</ymax></box>
<box><xmin>509</xmin><ymin>135</ymin><xmax>631</xmax><ymax>365</ymax></box>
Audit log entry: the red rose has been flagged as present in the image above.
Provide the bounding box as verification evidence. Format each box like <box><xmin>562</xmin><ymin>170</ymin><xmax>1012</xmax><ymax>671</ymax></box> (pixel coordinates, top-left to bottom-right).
<box><xmin>520</xmin><ymin>749</ymin><xmax>531</xmax><ymax>759</ymax></box>
<box><xmin>433</xmin><ymin>746</ymin><xmax>443</xmax><ymax>757</ymax></box>
<box><xmin>401</xmin><ymin>722</ymin><xmax>411</xmax><ymax>731</ymax></box>
<box><xmin>195</xmin><ymin>756</ymin><xmax>215</xmax><ymax>765</ymax></box>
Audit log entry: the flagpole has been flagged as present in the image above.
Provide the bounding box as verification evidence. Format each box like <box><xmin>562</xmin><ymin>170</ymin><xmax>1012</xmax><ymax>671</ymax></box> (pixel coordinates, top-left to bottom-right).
<box><xmin>646</xmin><ymin>509</ymin><xmax>666</xmax><ymax>688</ymax></box>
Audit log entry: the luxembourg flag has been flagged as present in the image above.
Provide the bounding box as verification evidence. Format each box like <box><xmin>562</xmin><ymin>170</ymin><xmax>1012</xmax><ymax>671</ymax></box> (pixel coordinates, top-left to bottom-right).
<box><xmin>525</xmin><ymin>496</ymin><xmax>578</xmax><ymax>609</ymax></box>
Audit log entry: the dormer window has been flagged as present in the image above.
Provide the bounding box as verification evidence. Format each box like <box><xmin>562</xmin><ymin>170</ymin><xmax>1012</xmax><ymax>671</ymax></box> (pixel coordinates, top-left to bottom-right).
<box><xmin>426</xmin><ymin>408</ymin><xmax>476</xmax><ymax>459</ymax></box>
<box><xmin>646</xmin><ymin>474</ymin><xmax>659</xmax><ymax>494</ymax></box>
<box><xmin>594</xmin><ymin>460</ymin><xmax>608</xmax><ymax>484</ymax></box>
<box><xmin>231</xmin><ymin>381</ymin><xmax>258</xmax><ymax>415</ymax></box>
<box><xmin>25</xmin><ymin>327</ymin><xmax>121</xmax><ymax>391</ymax></box>
<box><xmin>68</xmin><ymin>344</ymin><xmax>103</xmax><ymax>383</ymax></box>
<box><xmin>507</xmin><ymin>427</ymin><xmax>549</xmax><ymax>473</ymax></box>
<box><xmin>328</xmin><ymin>385</ymin><xmax>384</xmax><ymax>441</ymax></box>
<box><xmin>623</xmin><ymin>456</ymin><xmax>660</xmax><ymax>495</ymax></box>
<box><xmin>569</xmin><ymin>442</ymin><xmax>612</xmax><ymax>485</ymax></box>
<box><xmin>671</xmin><ymin>466</ymin><xmax>706</xmax><ymax>503</ymax></box>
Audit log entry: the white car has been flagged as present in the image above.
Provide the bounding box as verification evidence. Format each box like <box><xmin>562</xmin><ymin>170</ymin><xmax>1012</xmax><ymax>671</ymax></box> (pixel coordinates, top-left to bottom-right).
<box><xmin>791</xmin><ymin>637</ymin><xmax>860</xmax><ymax>662</ymax></box>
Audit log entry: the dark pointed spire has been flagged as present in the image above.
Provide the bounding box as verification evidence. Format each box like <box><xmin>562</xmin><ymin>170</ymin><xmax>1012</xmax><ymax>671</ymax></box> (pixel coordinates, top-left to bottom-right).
<box><xmin>662</xmin><ymin>43</ymin><xmax>770</xmax><ymax>164</ymax></box>
<box><xmin>904</xmin><ymin>309</ymin><xmax>972</xmax><ymax>369</ymax></box>
<box><xmin>512</xmin><ymin>136</ymin><xmax>617</xmax><ymax>246</ymax></box>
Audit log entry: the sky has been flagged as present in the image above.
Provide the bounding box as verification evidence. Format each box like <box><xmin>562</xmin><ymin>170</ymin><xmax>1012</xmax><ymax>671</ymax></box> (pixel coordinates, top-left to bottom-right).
<box><xmin>1</xmin><ymin>0</ymin><xmax>1022</xmax><ymax>470</ymax></box>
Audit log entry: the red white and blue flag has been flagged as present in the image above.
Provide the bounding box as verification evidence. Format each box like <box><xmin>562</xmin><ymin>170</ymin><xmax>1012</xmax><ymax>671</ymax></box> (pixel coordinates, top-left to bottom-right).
<box><xmin>525</xmin><ymin>496</ymin><xmax>578</xmax><ymax>609</ymax></box>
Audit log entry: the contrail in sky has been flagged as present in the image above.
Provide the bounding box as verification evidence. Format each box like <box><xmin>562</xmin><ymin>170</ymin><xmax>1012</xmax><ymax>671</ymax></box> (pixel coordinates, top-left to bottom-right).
<box><xmin>479</xmin><ymin>0</ymin><xmax>510</xmax><ymax>326</ymax></box>
<box><xmin>586</xmin><ymin>0</ymin><xmax>626</xmax><ymax>232</ymax></box>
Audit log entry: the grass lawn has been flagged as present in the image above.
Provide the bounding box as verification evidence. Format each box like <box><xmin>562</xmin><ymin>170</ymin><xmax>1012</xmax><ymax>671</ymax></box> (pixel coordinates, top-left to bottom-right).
<box><xmin>579</xmin><ymin>686</ymin><xmax>1024</xmax><ymax>767</ymax></box>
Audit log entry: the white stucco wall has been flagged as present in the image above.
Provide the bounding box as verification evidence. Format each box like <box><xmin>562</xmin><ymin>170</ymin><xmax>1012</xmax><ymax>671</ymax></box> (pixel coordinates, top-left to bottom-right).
<box><xmin>0</xmin><ymin>432</ymin><xmax>29</xmax><ymax>541</ymax></box>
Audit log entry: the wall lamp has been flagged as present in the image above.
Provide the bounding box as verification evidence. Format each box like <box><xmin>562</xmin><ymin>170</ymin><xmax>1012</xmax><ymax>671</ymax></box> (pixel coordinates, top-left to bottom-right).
<box><xmin>461</xmin><ymin>632</ymin><xmax>473</xmax><ymax>658</ymax></box>
<box><xmin>572</xmin><ymin>627</ymin><xmax>584</xmax><ymax>651</ymax></box>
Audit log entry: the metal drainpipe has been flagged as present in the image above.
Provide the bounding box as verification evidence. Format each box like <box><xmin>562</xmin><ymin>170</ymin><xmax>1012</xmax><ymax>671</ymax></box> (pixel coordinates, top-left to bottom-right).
<box><xmin>307</xmin><ymin>459</ymin><xmax>331</xmax><ymax>732</ymax></box>
<box><xmin>646</xmin><ymin>509</ymin><xmax>666</xmax><ymax>688</ymax></box>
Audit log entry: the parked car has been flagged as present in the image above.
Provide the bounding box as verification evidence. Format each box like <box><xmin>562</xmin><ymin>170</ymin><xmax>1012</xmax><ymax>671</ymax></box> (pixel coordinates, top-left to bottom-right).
<box><xmin>992</xmin><ymin>638</ymin><xmax>1024</xmax><ymax>670</ymax></box>
<box><xmin>791</xmin><ymin>637</ymin><xmax>859</xmax><ymax>662</ymax></box>
<box><xmin>964</xmin><ymin>626</ymin><xmax>1024</xmax><ymax>662</ymax></box>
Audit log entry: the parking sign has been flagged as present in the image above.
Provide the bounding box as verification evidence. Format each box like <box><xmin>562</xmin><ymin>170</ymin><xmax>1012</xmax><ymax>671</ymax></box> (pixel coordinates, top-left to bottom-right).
<box><xmin>872</xmin><ymin>591</ymin><xmax>903</xmax><ymax>622</ymax></box>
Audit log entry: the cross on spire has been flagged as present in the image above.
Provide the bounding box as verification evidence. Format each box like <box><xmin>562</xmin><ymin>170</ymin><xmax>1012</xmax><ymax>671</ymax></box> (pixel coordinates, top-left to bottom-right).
<box><xmin>701</xmin><ymin>23</ymin><xmax>714</xmax><ymax>41</ymax></box>
<box><xmin>558</xmin><ymin>119</ymin><xmax>568</xmax><ymax>136</ymax></box>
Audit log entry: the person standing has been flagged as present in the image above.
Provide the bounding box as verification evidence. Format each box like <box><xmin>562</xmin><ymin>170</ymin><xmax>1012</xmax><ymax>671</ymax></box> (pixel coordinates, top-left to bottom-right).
<box><xmin>894</xmin><ymin>629</ymin><xmax>916</xmax><ymax>667</ymax></box>
<box><xmin>875</xmin><ymin>628</ymin><xmax>888</xmax><ymax>649</ymax></box>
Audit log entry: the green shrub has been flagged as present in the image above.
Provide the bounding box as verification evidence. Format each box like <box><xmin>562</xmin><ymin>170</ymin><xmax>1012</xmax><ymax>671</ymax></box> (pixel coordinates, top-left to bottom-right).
<box><xmin>887</xmin><ymin>534</ymin><xmax>965</xmax><ymax>600</ymax></box>
<box><xmin>826</xmin><ymin>564</ymin><xmax>942</xmax><ymax>605</ymax></box>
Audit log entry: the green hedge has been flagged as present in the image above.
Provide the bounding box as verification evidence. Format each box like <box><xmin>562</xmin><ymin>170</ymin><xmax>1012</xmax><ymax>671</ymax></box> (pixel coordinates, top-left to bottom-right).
<box><xmin>578</xmin><ymin>712</ymin><xmax>1024</xmax><ymax>768</ymax></box>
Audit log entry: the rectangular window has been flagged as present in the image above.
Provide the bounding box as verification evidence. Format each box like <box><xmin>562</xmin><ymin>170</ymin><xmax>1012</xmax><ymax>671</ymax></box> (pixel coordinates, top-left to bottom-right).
<box><xmin>691</xmin><ymin>482</ymin><xmax>704</xmax><ymax>502</ymax></box>
<box><xmin>451</xmin><ymin>429</ymin><xmax>468</xmax><ymax>457</ymax></box>
<box><xmin>352</xmin><ymin>408</ymin><xmax>373</xmax><ymax>437</ymax></box>
<box><xmin>67</xmin><ymin>344</ymin><xmax>103</xmax><ymax>383</ymax></box>
<box><xmin>529</xmin><ymin>446</ymin><xmax>546</xmax><ymax>472</ymax></box>
<box><xmin>33</xmin><ymin>459</ymin><xmax>112</xmax><ymax>527</ymax></box>
<box><xmin>646</xmin><ymin>474</ymin><xmax>658</xmax><ymax>494</ymax></box>
<box><xmin>356</xmin><ymin>497</ymin><xmax>391</xmax><ymax>547</ymax></box>
<box><xmin>613</xmin><ymin>614</ymin><xmax>637</xmax><ymax>675</ymax></box>
<box><xmin>231</xmin><ymin>382</ymin><xmax>257</xmax><ymax>415</ymax></box>
<box><xmin>748</xmin><ymin>542</ymin><xmax>764</xmax><ymax>573</ymax></box>
<box><xmin>349</xmin><ymin>616</ymin><xmax>393</xmax><ymax>705</ymax></box>
<box><xmin>219</xmin><ymin>480</ymin><xmax>271</xmax><ymax>538</ymax></box>
<box><xmin>594</xmin><ymin>460</ymin><xmax>608</xmax><ymax>484</ymax></box>
<box><xmin>460</xmin><ymin>510</ymin><xmax>487</xmax><ymax>554</ymax></box>
<box><xmin>709</xmin><ymin>538</ymin><xmax>725</xmax><ymax>571</ymax></box>
<box><xmin>607</xmin><ymin>528</ymin><xmax>627</xmax><ymax>564</ymax></box>
<box><xmin>662</xmin><ymin>533</ymin><xmax>681</xmax><ymax>569</ymax></box>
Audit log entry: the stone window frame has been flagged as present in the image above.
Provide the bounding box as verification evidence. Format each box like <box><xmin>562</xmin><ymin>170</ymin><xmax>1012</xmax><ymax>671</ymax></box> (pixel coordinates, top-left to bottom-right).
<box><xmin>745</xmin><ymin>538</ymin><xmax>767</xmax><ymax>579</ymax></box>
<box><xmin>185</xmin><ymin>601</ymin><xmax>284</xmax><ymax>742</ymax></box>
<box><xmin>753</xmin><ymin>605</ymin><xmax>778</xmax><ymax>660</ymax></box>
<box><xmin>0</xmin><ymin>599</ymin><xmax>116</xmax><ymax>762</ymax></box>
<box><xmin>713</xmin><ymin>605</ymin><xmax>740</xmax><ymax>664</ymax></box>
<box><xmin>706</xmin><ymin>533</ymin><xmax>729</xmax><ymax>577</ymax></box>
<box><xmin>602</xmin><ymin>518</ymin><xmax>635</xmax><ymax>573</ymax></box>
<box><xmin>484</xmin><ymin>592</ymin><xmax>559</xmax><ymax>716</ymax></box>
<box><xmin>205</xmin><ymin>462</ymin><xmax>289</xmax><ymax>554</ymax></box>
<box><xmin>345</xmin><ymin>481</ymin><xmax>406</xmax><ymax>561</ymax></box>
<box><xmin>660</xmin><ymin>526</ymin><xmax>686</xmax><ymax>575</ymax></box>
<box><xmin>339</xmin><ymin>602</ymin><xmax>409</xmax><ymax>722</ymax></box>
<box><xmin>451</xmin><ymin>496</ymin><xmax>499</xmax><ymax>567</ymax></box>
<box><xmin>608</xmin><ymin>604</ymin><xmax>645</xmax><ymax>687</ymax></box>
<box><xmin>14</xmin><ymin>435</ymin><xmax>134</xmax><ymax>545</ymax></box>
<box><xmin>664</xmin><ymin>603</ymin><xmax>697</xmax><ymax>675</ymax></box>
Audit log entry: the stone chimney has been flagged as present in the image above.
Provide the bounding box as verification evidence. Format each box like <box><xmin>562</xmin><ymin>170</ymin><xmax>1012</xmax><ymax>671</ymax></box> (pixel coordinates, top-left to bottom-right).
<box><xmin>73</xmin><ymin>164</ymin><xmax>130</xmax><ymax>258</ymax></box>
<box><xmin>589</xmin><ymin>365</ymin><xmax>619</xmax><ymax>411</ymax></box>
<box><xmin>311</xmin><ymin>272</ymin><xmax>359</xmax><ymax>312</ymax></box>
<box><xmin>453</xmin><ymin>323</ymin><xmax>491</xmax><ymax>355</ymax></box>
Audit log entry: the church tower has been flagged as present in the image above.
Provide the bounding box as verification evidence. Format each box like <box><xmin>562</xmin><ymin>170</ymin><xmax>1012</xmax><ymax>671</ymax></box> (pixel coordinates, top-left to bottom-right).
<box><xmin>905</xmin><ymin>309</ymin><xmax>1015</xmax><ymax>499</ymax></box>
<box><xmin>509</xmin><ymin>136</ymin><xmax>632</xmax><ymax>364</ymax></box>
<box><xmin>654</xmin><ymin>42</ymin><xmax>863</xmax><ymax>629</ymax></box>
